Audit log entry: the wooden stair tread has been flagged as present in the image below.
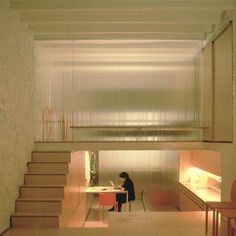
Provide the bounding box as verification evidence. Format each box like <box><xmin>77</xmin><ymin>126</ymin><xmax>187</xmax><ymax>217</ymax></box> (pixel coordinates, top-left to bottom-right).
<box><xmin>28</xmin><ymin>161</ymin><xmax>69</xmax><ymax>164</ymax></box>
<box><xmin>32</xmin><ymin>151</ymin><xmax>70</xmax><ymax>153</ymax></box>
<box><xmin>27</xmin><ymin>172</ymin><xmax>68</xmax><ymax>175</ymax></box>
<box><xmin>21</xmin><ymin>184</ymin><xmax>65</xmax><ymax>188</ymax></box>
<box><xmin>17</xmin><ymin>198</ymin><xmax>62</xmax><ymax>202</ymax></box>
<box><xmin>25</xmin><ymin>173</ymin><xmax>66</xmax><ymax>175</ymax></box>
<box><xmin>12</xmin><ymin>212</ymin><xmax>61</xmax><ymax>217</ymax></box>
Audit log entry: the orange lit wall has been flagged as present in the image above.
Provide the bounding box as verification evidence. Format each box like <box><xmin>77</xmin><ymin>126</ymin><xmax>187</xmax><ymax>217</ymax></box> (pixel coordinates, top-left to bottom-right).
<box><xmin>192</xmin><ymin>150</ymin><xmax>221</xmax><ymax>176</ymax></box>
<box><xmin>179</xmin><ymin>150</ymin><xmax>221</xmax><ymax>192</ymax></box>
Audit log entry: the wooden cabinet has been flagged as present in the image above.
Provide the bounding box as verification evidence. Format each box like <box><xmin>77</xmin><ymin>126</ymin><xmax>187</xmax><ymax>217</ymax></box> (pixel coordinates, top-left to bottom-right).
<box><xmin>192</xmin><ymin>150</ymin><xmax>221</xmax><ymax>176</ymax></box>
<box><xmin>202</xmin><ymin>43</ymin><xmax>213</xmax><ymax>141</ymax></box>
<box><xmin>178</xmin><ymin>191</ymin><xmax>203</xmax><ymax>211</ymax></box>
<box><xmin>212</xmin><ymin>24</ymin><xmax>233</xmax><ymax>142</ymax></box>
<box><xmin>179</xmin><ymin>150</ymin><xmax>221</xmax><ymax>179</ymax></box>
<box><xmin>178</xmin><ymin>183</ymin><xmax>205</xmax><ymax>211</ymax></box>
<box><xmin>200</xmin><ymin>24</ymin><xmax>232</xmax><ymax>142</ymax></box>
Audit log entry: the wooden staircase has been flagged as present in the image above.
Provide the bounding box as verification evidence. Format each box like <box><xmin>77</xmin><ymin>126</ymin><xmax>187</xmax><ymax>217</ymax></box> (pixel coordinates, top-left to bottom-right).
<box><xmin>11</xmin><ymin>152</ymin><xmax>71</xmax><ymax>228</ymax></box>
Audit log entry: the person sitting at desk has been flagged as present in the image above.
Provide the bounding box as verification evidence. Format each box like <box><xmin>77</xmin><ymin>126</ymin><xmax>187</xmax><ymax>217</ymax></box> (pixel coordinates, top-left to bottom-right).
<box><xmin>109</xmin><ymin>171</ymin><xmax>135</xmax><ymax>212</ymax></box>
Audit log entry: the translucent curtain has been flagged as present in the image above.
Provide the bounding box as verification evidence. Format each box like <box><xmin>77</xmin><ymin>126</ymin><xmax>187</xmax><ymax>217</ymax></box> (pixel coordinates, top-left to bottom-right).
<box><xmin>35</xmin><ymin>40</ymin><xmax>200</xmax><ymax>141</ymax></box>
<box><xmin>99</xmin><ymin>150</ymin><xmax>179</xmax><ymax>208</ymax></box>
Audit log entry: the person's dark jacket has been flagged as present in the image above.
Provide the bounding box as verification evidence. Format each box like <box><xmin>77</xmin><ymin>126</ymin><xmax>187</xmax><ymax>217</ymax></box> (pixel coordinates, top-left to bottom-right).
<box><xmin>123</xmin><ymin>178</ymin><xmax>135</xmax><ymax>201</ymax></box>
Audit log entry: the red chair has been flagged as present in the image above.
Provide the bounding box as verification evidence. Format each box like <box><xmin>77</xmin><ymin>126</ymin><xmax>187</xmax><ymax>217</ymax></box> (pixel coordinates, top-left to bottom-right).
<box><xmin>205</xmin><ymin>180</ymin><xmax>236</xmax><ymax>236</ymax></box>
<box><xmin>98</xmin><ymin>193</ymin><xmax>118</xmax><ymax>221</ymax></box>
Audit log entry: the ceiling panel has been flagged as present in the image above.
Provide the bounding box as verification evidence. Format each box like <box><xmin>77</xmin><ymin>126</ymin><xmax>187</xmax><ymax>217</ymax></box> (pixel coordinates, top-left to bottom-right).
<box><xmin>9</xmin><ymin>0</ymin><xmax>235</xmax><ymax>40</ymax></box>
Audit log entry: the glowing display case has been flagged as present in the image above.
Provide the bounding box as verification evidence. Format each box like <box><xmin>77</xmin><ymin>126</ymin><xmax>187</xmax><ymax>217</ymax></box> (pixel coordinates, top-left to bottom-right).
<box><xmin>178</xmin><ymin>150</ymin><xmax>221</xmax><ymax>210</ymax></box>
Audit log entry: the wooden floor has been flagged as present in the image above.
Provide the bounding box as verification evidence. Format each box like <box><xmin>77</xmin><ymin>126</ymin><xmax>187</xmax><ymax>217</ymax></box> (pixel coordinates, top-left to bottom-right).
<box><xmin>2</xmin><ymin>198</ymin><xmax>228</xmax><ymax>236</ymax></box>
<box><xmin>83</xmin><ymin>195</ymin><xmax>150</xmax><ymax>227</ymax></box>
<box><xmin>3</xmin><ymin>210</ymin><xmax>228</xmax><ymax>236</ymax></box>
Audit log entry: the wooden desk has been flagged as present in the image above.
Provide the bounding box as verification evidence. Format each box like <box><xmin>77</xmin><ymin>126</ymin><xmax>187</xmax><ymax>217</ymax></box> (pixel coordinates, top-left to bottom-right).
<box><xmin>86</xmin><ymin>186</ymin><xmax>129</xmax><ymax>211</ymax></box>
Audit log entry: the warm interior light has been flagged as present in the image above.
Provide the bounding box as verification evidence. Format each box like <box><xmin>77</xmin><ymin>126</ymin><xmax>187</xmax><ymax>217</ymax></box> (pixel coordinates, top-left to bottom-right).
<box><xmin>191</xmin><ymin>167</ymin><xmax>221</xmax><ymax>182</ymax></box>
<box><xmin>189</xmin><ymin>167</ymin><xmax>221</xmax><ymax>192</ymax></box>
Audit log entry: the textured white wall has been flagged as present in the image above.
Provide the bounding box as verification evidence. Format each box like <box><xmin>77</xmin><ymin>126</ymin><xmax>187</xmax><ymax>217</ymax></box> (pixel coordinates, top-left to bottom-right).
<box><xmin>0</xmin><ymin>0</ymin><xmax>35</xmax><ymax>233</ymax></box>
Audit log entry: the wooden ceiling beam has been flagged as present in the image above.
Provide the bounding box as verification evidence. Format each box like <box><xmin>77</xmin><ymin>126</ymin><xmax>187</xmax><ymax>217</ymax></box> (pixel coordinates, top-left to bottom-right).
<box><xmin>9</xmin><ymin>0</ymin><xmax>235</xmax><ymax>11</ymax></box>
<box><xmin>28</xmin><ymin>22</ymin><xmax>212</xmax><ymax>34</ymax></box>
<box><xmin>36</xmin><ymin>40</ymin><xmax>203</xmax><ymax>50</ymax></box>
<box><xmin>10</xmin><ymin>0</ymin><xmax>232</xmax><ymax>41</ymax></box>
<box><xmin>33</xmin><ymin>32</ymin><xmax>205</xmax><ymax>41</ymax></box>
<box><xmin>20</xmin><ymin>9</ymin><xmax>222</xmax><ymax>25</ymax></box>
<box><xmin>36</xmin><ymin>48</ymin><xmax>200</xmax><ymax>55</ymax></box>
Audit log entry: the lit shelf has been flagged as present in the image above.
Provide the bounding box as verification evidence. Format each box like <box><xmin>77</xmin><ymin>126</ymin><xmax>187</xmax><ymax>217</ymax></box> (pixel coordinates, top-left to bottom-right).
<box><xmin>179</xmin><ymin>182</ymin><xmax>220</xmax><ymax>202</ymax></box>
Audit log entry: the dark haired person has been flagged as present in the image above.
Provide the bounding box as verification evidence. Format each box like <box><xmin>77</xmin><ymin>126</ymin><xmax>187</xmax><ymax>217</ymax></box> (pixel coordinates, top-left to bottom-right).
<box><xmin>109</xmin><ymin>172</ymin><xmax>135</xmax><ymax>212</ymax></box>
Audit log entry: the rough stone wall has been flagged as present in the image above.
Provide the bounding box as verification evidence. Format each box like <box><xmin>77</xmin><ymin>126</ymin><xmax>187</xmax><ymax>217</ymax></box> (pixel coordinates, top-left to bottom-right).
<box><xmin>0</xmin><ymin>0</ymin><xmax>35</xmax><ymax>233</ymax></box>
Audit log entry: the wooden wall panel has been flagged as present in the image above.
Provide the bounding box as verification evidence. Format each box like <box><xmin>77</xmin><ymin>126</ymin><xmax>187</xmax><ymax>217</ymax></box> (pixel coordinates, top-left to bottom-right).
<box><xmin>179</xmin><ymin>150</ymin><xmax>221</xmax><ymax>177</ymax></box>
<box><xmin>178</xmin><ymin>183</ymin><xmax>205</xmax><ymax>211</ymax></box>
<box><xmin>202</xmin><ymin>44</ymin><xmax>213</xmax><ymax>140</ymax></box>
<box><xmin>213</xmin><ymin>24</ymin><xmax>233</xmax><ymax>141</ymax></box>
<box><xmin>192</xmin><ymin>150</ymin><xmax>221</xmax><ymax>176</ymax></box>
<box><xmin>60</xmin><ymin>151</ymin><xmax>90</xmax><ymax>227</ymax></box>
<box><xmin>179</xmin><ymin>151</ymin><xmax>192</xmax><ymax>183</ymax></box>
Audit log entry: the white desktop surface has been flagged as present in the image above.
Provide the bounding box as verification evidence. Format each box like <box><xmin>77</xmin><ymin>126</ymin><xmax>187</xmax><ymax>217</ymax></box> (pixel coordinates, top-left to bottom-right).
<box><xmin>86</xmin><ymin>186</ymin><xmax>126</xmax><ymax>193</ymax></box>
<box><xmin>86</xmin><ymin>186</ymin><xmax>128</xmax><ymax>211</ymax></box>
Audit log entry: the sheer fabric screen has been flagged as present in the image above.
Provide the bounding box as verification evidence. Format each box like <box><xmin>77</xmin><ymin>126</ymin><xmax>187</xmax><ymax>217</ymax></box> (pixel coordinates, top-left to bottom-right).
<box><xmin>99</xmin><ymin>150</ymin><xmax>179</xmax><ymax>210</ymax></box>
<box><xmin>35</xmin><ymin>40</ymin><xmax>200</xmax><ymax>141</ymax></box>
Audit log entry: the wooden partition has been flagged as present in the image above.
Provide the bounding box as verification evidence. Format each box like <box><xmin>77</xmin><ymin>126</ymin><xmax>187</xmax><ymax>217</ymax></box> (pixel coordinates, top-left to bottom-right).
<box><xmin>192</xmin><ymin>150</ymin><xmax>221</xmax><ymax>176</ymax></box>
<box><xmin>197</xmin><ymin>24</ymin><xmax>233</xmax><ymax>142</ymax></box>
<box><xmin>179</xmin><ymin>151</ymin><xmax>193</xmax><ymax>183</ymax></box>
<box><xmin>202</xmin><ymin>43</ymin><xmax>213</xmax><ymax>140</ymax></box>
<box><xmin>212</xmin><ymin>24</ymin><xmax>233</xmax><ymax>142</ymax></box>
<box><xmin>179</xmin><ymin>150</ymin><xmax>221</xmax><ymax>177</ymax></box>
<box><xmin>60</xmin><ymin>151</ymin><xmax>93</xmax><ymax>227</ymax></box>
<box><xmin>178</xmin><ymin>150</ymin><xmax>221</xmax><ymax>211</ymax></box>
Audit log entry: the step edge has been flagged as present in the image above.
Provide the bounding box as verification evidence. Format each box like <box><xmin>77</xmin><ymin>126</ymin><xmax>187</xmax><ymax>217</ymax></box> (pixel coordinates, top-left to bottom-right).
<box><xmin>28</xmin><ymin>162</ymin><xmax>69</xmax><ymax>164</ymax></box>
<box><xmin>20</xmin><ymin>185</ymin><xmax>65</xmax><ymax>188</ymax></box>
<box><xmin>16</xmin><ymin>198</ymin><xmax>62</xmax><ymax>202</ymax></box>
<box><xmin>11</xmin><ymin>213</ymin><xmax>61</xmax><ymax>217</ymax></box>
<box><xmin>25</xmin><ymin>173</ymin><xmax>67</xmax><ymax>176</ymax></box>
<box><xmin>32</xmin><ymin>151</ymin><xmax>71</xmax><ymax>153</ymax></box>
